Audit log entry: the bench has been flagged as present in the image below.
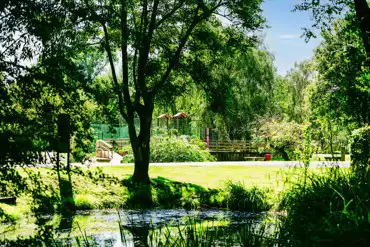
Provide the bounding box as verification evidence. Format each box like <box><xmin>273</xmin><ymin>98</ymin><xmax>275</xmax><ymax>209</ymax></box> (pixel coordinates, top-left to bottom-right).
<box><xmin>312</xmin><ymin>154</ymin><xmax>342</xmax><ymax>161</ymax></box>
<box><xmin>244</xmin><ymin>157</ymin><xmax>265</xmax><ymax>161</ymax></box>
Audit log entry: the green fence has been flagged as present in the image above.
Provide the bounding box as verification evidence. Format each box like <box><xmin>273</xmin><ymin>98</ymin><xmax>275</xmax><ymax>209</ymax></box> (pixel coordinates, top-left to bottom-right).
<box><xmin>91</xmin><ymin>123</ymin><xmax>131</xmax><ymax>140</ymax></box>
<box><xmin>91</xmin><ymin>120</ymin><xmax>212</xmax><ymax>141</ymax></box>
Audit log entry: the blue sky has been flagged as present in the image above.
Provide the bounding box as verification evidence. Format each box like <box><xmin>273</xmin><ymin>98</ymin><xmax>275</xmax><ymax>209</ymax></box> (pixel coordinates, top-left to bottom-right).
<box><xmin>261</xmin><ymin>0</ymin><xmax>322</xmax><ymax>75</ymax></box>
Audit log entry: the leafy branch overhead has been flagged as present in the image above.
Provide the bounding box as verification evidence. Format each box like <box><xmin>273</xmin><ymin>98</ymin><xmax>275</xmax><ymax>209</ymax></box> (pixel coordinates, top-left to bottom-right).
<box><xmin>1</xmin><ymin>0</ymin><xmax>266</xmax><ymax>182</ymax></box>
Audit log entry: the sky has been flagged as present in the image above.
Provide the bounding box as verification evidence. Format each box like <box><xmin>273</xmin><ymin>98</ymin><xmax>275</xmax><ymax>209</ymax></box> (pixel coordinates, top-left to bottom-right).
<box><xmin>261</xmin><ymin>0</ymin><xmax>322</xmax><ymax>75</ymax></box>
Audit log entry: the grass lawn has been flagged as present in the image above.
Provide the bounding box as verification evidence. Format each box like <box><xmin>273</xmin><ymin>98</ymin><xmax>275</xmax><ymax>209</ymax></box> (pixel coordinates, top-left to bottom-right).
<box><xmin>0</xmin><ymin>165</ymin><xmax>324</xmax><ymax>225</ymax></box>
<box><xmin>98</xmin><ymin>165</ymin><xmax>292</xmax><ymax>191</ymax></box>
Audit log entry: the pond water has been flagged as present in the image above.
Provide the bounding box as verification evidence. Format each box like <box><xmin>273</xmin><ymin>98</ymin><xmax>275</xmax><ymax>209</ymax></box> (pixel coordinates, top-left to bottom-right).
<box><xmin>0</xmin><ymin>209</ymin><xmax>276</xmax><ymax>246</ymax></box>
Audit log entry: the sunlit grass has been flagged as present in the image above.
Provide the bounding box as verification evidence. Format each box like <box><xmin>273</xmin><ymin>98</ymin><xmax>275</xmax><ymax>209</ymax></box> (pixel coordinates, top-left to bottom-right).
<box><xmin>98</xmin><ymin>165</ymin><xmax>290</xmax><ymax>190</ymax></box>
<box><xmin>0</xmin><ymin>165</ymin><xmax>344</xmax><ymax>227</ymax></box>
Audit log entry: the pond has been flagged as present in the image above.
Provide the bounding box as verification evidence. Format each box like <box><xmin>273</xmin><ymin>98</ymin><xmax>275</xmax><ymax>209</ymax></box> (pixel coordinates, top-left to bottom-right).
<box><xmin>0</xmin><ymin>209</ymin><xmax>278</xmax><ymax>246</ymax></box>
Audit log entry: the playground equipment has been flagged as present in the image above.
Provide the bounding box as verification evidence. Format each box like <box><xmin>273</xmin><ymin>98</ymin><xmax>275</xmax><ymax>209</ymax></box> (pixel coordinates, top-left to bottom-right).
<box><xmin>173</xmin><ymin>112</ymin><xmax>189</xmax><ymax>135</ymax></box>
<box><xmin>92</xmin><ymin>113</ymin><xmax>268</xmax><ymax>161</ymax></box>
<box><xmin>156</xmin><ymin>114</ymin><xmax>172</xmax><ymax>134</ymax></box>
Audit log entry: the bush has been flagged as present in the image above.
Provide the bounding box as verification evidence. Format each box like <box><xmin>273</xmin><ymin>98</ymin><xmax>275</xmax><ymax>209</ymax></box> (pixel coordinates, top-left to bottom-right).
<box><xmin>150</xmin><ymin>136</ymin><xmax>215</xmax><ymax>162</ymax></box>
<box><xmin>121</xmin><ymin>136</ymin><xmax>216</xmax><ymax>163</ymax></box>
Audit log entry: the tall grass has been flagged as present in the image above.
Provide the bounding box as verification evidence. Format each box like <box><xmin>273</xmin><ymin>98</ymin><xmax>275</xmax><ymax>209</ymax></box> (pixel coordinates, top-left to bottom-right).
<box><xmin>223</xmin><ymin>181</ymin><xmax>271</xmax><ymax>212</ymax></box>
<box><xmin>279</xmin><ymin>167</ymin><xmax>370</xmax><ymax>246</ymax></box>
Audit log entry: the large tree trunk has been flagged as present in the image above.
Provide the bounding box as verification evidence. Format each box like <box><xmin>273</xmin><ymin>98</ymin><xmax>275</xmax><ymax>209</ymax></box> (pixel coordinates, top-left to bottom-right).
<box><xmin>128</xmin><ymin>108</ymin><xmax>153</xmax><ymax>184</ymax></box>
<box><xmin>132</xmin><ymin>144</ymin><xmax>150</xmax><ymax>184</ymax></box>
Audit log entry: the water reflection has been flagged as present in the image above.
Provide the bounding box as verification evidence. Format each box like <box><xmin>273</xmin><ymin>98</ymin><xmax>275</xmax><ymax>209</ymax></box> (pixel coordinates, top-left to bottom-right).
<box><xmin>0</xmin><ymin>209</ymin><xmax>278</xmax><ymax>246</ymax></box>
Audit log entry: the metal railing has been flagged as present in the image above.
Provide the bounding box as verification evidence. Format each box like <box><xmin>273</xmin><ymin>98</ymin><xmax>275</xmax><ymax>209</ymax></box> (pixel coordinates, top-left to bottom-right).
<box><xmin>208</xmin><ymin>140</ymin><xmax>265</xmax><ymax>153</ymax></box>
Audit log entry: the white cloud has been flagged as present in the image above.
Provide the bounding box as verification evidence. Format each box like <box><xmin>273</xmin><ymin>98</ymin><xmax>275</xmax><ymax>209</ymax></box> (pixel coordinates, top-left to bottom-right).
<box><xmin>279</xmin><ymin>34</ymin><xmax>300</xmax><ymax>39</ymax></box>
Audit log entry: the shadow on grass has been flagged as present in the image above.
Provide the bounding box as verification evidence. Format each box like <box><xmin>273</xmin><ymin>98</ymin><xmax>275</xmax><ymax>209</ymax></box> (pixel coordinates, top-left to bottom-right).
<box><xmin>121</xmin><ymin>176</ymin><xmax>271</xmax><ymax>212</ymax></box>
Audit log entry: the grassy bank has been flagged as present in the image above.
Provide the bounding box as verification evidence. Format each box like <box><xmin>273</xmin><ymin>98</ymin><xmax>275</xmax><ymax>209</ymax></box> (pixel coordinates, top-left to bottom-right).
<box><xmin>2</xmin><ymin>165</ymin><xmax>365</xmax><ymax>246</ymax></box>
<box><xmin>0</xmin><ymin>165</ymin><xmax>289</xmax><ymax>223</ymax></box>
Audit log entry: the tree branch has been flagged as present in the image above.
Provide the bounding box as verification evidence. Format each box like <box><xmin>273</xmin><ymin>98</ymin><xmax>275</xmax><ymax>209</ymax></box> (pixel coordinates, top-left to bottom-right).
<box><xmin>102</xmin><ymin>20</ymin><xmax>128</xmax><ymax>120</ymax></box>
<box><xmin>152</xmin><ymin>1</ymin><xmax>226</xmax><ymax>94</ymax></box>
<box><xmin>153</xmin><ymin>5</ymin><xmax>210</xmax><ymax>94</ymax></box>
<box><xmin>136</xmin><ymin>0</ymin><xmax>159</xmax><ymax>106</ymax></box>
<box><xmin>83</xmin><ymin>0</ymin><xmax>129</xmax><ymax>120</ymax></box>
<box><xmin>155</xmin><ymin>0</ymin><xmax>185</xmax><ymax>28</ymax></box>
<box><xmin>354</xmin><ymin>0</ymin><xmax>370</xmax><ymax>57</ymax></box>
<box><xmin>121</xmin><ymin>0</ymin><xmax>134</xmax><ymax>120</ymax></box>
<box><xmin>132</xmin><ymin>46</ymin><xmax>140</xmax><ymax>104</ymax></box>
<box><xmin>0</xmin><ymin>32</ymin><xmax>29</xmax><ymax>58</ymax></box>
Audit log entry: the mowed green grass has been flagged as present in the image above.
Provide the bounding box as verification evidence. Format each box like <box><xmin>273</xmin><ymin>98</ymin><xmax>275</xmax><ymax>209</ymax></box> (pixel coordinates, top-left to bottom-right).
<box><xmin>98</xmin><ymin>165</ymin><xmax>293</xmax><ymax>191</ymax></box>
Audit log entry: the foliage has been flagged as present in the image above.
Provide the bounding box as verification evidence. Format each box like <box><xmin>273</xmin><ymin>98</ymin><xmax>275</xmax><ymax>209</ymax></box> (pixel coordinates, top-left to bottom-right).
<box><xmin>1</xmin><ymin>0</ymin><xmax>268</xmax><ymax>182</ymax></box>
<box><xmin>121</xmin><ymin>136</ymin><xmax>216</xmax><ymax>163</ymax></box>
<box><xmin>256</xmin><ymin>118</ymin><xmax>305</xmax><ymax>160</ymax></box>
<box><xmin>282</xmin><ymin>61</ymin><xmax>313</xmax><ymax>123</ymax></box>
<box><xmin>223</xmin><ymin>181</ymin><xmax>271</xmax><ymax>212</ymax></box>
<box><xmin>312</xmin><ymin>13</ymin><xmax>370</xmax><ymax>126</ymax></box>
<box><xmin>150</xmin><ymin>136</ymin><xmax>216</xmax><ymax>163</ymax></box>
<box><xmin>294</xmin><ymin>0</ymin><xmax>353</xmax><ymax>41</ymax></box>
<box><xmin>155</xmin><ymin>46</ymin><xmax>277</xmax><ymax>141</ymax></box>
<box><xmin>279</xmin><ymin>168</ymin><xmax>370</xmax><ymax>246</ymax></box>
<box><xmin>0</xmin><ymin>70</ymin><xmax>95</xmax><ymax>168</ymax></box>
<box><xmin>74</xmin><ymin>194</ymin><xmax>101</xmax><ymax>210</ymax></box>
<box><xmin>211</xmin><ymin>48</ymin><xmax>276</xmax><ymax>140</ymax></box>
<box><xmin>350</xmin><ymin>126</ymin><xmax>370</xmax><ymax>175</ymax></box>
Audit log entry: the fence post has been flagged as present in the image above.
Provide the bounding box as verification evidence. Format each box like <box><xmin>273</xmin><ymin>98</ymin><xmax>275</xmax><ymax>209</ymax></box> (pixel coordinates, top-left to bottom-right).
<box><xmin>206</xmin><ymin>128</ymin><xmax>210</xmax><ymax>148</ymax></box>
<box><xmin>341</xmin><ymin>146</ymin><xmax>346</xmax><ymax>161</ymax></box>
<box><xmin>96</xmin><ymin>141</ymin><xmax>99</xmax><ymax>157</ymax></box>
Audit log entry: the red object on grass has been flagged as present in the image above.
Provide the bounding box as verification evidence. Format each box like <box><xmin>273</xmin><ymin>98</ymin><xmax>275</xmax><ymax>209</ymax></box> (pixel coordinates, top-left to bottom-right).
<box><xmin>264</xmin><ymin>153</ymin><xmax>272</xmax><ymax>161</ymax></box>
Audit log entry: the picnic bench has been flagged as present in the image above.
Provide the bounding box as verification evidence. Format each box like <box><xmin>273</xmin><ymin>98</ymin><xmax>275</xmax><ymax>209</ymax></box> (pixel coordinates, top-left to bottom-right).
<box><xmin>312</xmin><ymin>154</ymin><xmax>343</xmax><ymax>161</ymax></box>
<box><xmin>244</xmin><ymin>157</ymin><xmax>265</xmax><ymax>161</ymax></box>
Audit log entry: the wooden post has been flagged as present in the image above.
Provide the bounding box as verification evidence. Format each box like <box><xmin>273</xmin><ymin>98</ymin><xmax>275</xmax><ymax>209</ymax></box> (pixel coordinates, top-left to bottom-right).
<box><xmin>177</xmin><ymin>119</ymin><xmax>179</xmax><ymax>135</ymax></box>
<box><xmin>206</xmin><ymin>128</ymin><xmax>210</xmax><ymax>147</ymax></box>
<box><xmin>341</xmin><ymin>146</ymin><xmax>346</xmax><ymax>161</ymax></box>
<box><xmin>186</xmin><ymin>118</ymin><xmax>188</xmax><ymax>136</ymax></box>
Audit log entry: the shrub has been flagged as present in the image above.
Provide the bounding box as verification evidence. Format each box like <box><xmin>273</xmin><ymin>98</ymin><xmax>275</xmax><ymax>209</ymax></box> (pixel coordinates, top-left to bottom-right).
<box><xmin>121</xmin><ymin>136</ymin><xmax>216</xmax><ymax>163</ymax></box>
<box><xmin>223</xmin><ymin>181</ymin><xmax>271</xmax><ymax>212</ymax></box>
<box><xmin>150</xmin><ymin>136</ymin><xmax>215</xmax><ymax>163</ymax></box>
<box><xmin>279</xmin><ymin>168</ymin><xmax>370</xmax><ymax>246</ymax></box>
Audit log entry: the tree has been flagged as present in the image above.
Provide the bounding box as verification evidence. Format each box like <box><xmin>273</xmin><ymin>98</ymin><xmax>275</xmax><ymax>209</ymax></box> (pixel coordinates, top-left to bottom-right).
<box><xmin>284</xmin><ymin>61</ymin><xmax>313</xmax><ymax>123</ymax></box>
<box><xmin>295</xmin><ymin>0</ymin><xmax>370</xmax><ymax>59</ymax></box>
<box><xmin>75</xmin><ymin>0</ymin><xmax>266</xmax><ymax>183</ymax></box>
<box><xmin>256</xmin><ymin>118</ymin><xmax>305</xmax><ymax>161</ymax></box>
<box><xmin>154</xmin><ymin>45</ymin><xmax>277</xmax><ymax>141</ymax></box>
<box><xmin>211</xmin><ymin>48</ymin><xmax>276</xmax><ymax>140</ymax></box>
<box><xmin>312</xmin><ymin>13</ymin><xmax>370</xmax><ymax>126</ymax></box>
<box><xmin>1</xmin><ymin>0</ymin><xmax>266</xmax><ymax>183</ymax></box>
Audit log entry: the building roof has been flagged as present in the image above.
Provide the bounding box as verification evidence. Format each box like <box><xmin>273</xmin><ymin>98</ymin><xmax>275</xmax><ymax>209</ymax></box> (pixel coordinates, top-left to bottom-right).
<box><xmin>173</xmin><ymin>112</ymin><xmax>188</xmax><ymax>118</ymax></box>
<box><xmin>157</xmin><ymin>114</ymin><xmax>172</xmax><ymax>119</ymax></box>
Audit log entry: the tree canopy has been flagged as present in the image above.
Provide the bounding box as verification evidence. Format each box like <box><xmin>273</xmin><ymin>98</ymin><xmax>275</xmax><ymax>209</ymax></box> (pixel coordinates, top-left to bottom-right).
<box><xmin>1</xmin><ymin>0</ymin><xmax>267</xmax><ymax>183</ymax></box>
